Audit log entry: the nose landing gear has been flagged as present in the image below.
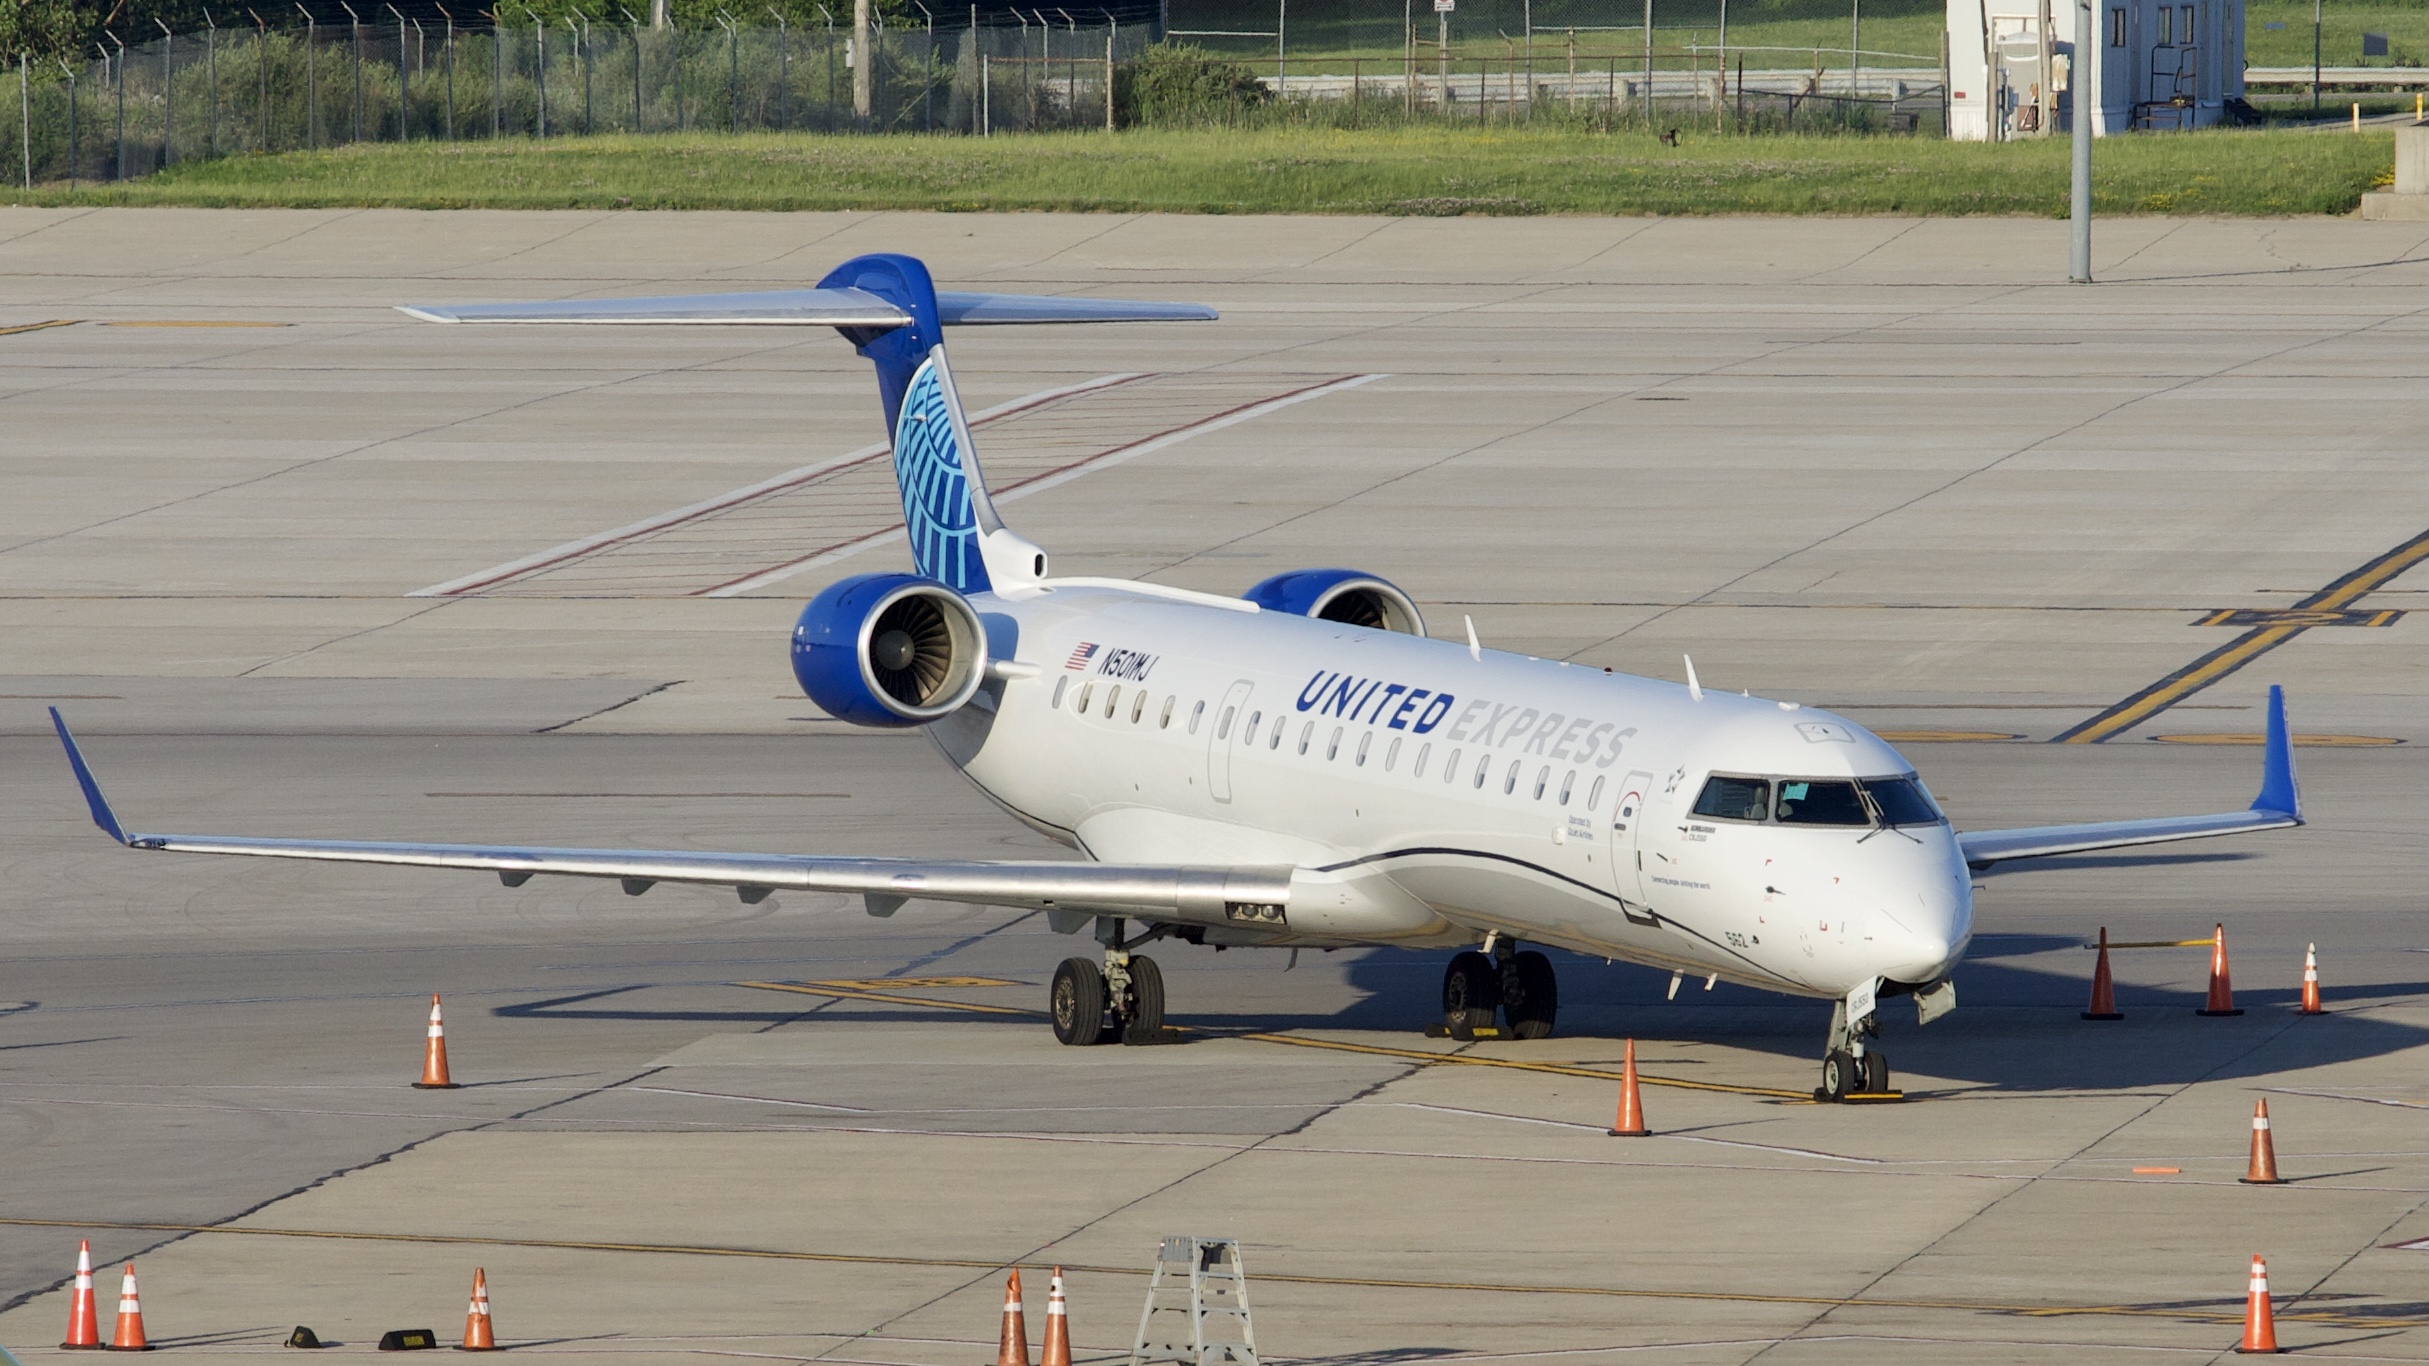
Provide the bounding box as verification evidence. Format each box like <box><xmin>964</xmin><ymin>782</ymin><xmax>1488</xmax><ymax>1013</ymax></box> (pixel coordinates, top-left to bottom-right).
<box><xmin>1436</xmin><ymin>939</ymin><xmax>1559</xmax><ymax>1040</ymax></box>
<box><xmin>1817</xmin><ymin>998</ymin><xmax>1894</xmax><ymax>1101</ymax></box>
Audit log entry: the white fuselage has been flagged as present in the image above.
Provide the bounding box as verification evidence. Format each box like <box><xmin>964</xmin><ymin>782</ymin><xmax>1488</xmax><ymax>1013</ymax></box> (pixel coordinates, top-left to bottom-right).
<box><xmin>927</xmin><ymin>583</ymin><xmax>1974</xmax><ymax>1002</ymax></box>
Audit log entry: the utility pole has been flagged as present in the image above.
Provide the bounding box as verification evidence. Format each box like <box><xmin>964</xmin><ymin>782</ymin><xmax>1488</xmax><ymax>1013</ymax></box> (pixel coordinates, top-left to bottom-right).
<box><xmin>854</xmin><ymin>0</ymin><xmax>873</xmax><ymax>118</ymax></box>
<box><xmin>2069</xmin><ymin>0</ymin><xmax>2090</xmax><ymax>281</ymax></box>
<box><xmin>2310</xmin><ymin>0</ymin><xmax>2321</xmax><ymax>113</ymax></box>
<box><xmin>651</xmin><ymin>0</ymin><xmax>667</xmax><ymax>30</ymax></box>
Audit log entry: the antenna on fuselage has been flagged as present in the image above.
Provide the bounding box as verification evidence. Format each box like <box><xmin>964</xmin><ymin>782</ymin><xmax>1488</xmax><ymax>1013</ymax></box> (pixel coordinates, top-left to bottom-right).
<box><xmin>1465</xmin><ymin>615</ymin><xmax>1482</xmax><ymax>662</ymax></box>
<box><xmin>1684</xmin><ymin>655</ymin><xmax>1704</xmax><ymax>702</ymax></box>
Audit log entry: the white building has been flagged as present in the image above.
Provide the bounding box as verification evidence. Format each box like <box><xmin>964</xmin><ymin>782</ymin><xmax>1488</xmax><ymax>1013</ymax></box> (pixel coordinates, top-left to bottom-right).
<box><xmin>1948</xmin><ymin>0</ymin><xmax>2245</xmax><ymax>139</ymax></box>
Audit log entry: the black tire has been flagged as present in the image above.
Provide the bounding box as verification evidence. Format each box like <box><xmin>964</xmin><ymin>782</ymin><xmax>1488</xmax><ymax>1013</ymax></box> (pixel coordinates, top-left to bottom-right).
<box><xmin>1442</xmin><ymin>951</ymin><xmax>1501</xmax><ymax>1038</ymax></box>
<box><xmin>1502</xmin><ymin>950</ymin><xmax>1558</xmax><ymax>1040</ymax></box>
<box><xmin>1860</xmin><ymin>1051</ymin><xmax>1890</xmax><ymax>1095</ymax></box>
<box><xmin>1820</xmin><ymin>1049</ymin><xmax>1856</xmax><ymax>1102</ymax></box>
<box><xmin>1050</xmin><ymin>957</ymin><xmax>1106</xmax><ymax>1046</ymax></box>
<box><xmin>1123</xmin><ymin>954</ymin><xmax>1166</xmax><ymax>1044</ymax></box>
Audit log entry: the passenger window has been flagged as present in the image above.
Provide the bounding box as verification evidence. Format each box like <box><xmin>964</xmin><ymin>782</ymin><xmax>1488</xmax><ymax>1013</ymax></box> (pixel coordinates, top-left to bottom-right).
<box><xmin>1131</xmin><ymin>692</ymin><xmax>1147</xmax><ymax>724</ymax></box>
<box><xmin>1776</xmin><ymin>779</ymin><xmax>1869</xmax><ymax>826</ymax></box>
<box><xmin>1385</xmin><ymin>737</ymin><xmax>1402</xmax><ymax>771</ymax></box>
<box><xmin>1269</xmin><ymin>723</ymin><xmax>1283</xmax><ymax>751</ymax></box>
<box><xmin>1244</xmin><ymin>710</ymin><xmax>1262</xmax><ymax>745</ymax></box>
<box><xmin>1558</xmin><ymin>771</ymin><xmax>1574</xmax><ymax>805</ymax></box>
<box><xmin>1586</xmin><ymin>776</ymin><xmax>1604</xmax><ymax>809</ymax></box>
<box><xmin>1327</xmin><ymin>727</ymin><xmax>1343</xmax><ymax>760</ymax></box>
<box><xmin>1414</xmin><ymin>743</ymin><xmax>1430</xmax><ymax>778</ymax></box>
<box><xmin>1504</xmin><ymin>761</ymin><xmax>1522</xmax><ymax>795</ymax></box>
<box><xmin>1160</xmin><ymin>696</ymin><xmax>1174</xmax><ymax>729</ymax></box>
<box><xmin>1298</xmin><ymin>722</ymin><xmax>1313</xmax><ymax>755</ymax></box>
<box><xmin>1531</xmin><ymin>767</ymin><xmax>1549</xmax><ymax>800</ymax></box>
<box><xmin>1217</xmin><ymin>706</ymin><xmax>1236</xmax><ymax>740</ymax></box>
<box><xmin>1075</xmin><ymin>683</ymin><xmax>1094</xmax><ymax>714</ymax></box>
<box><xmin>1443</xmin><ymin>748</ymin><xmax>1460</xmax><ymax>782</ymax></box>
<box><xmin>1105</xmin><ymin>685</ymin><xmax>1121</xmax><ymax>719</ymax></box>
<box><xmin>1473</xmin><ymin>754</ymin><xmax>1491</xmax><ymax>789</ymax></box>
<box><xmin>1052</xmin><ymin>676</ymin><xmax>1069</xmax><ymax>708</ymax></box>
<box><xmin>1691</xmin><ymin>775</ymin><xmax>1770</xmax><ymax>822</ymax></box>
<box><xmin>1356</xmin><ymin>733</ymin><xmax>1372</xmax><ymax>766</ymax></box>
<box><xmin>1188</xmin><ymin>701</ymin><xmax>1205</xmax><ymax>734</ymax></box>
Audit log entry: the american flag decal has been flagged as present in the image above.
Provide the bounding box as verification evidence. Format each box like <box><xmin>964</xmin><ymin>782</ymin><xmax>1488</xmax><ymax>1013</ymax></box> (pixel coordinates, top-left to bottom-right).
<box><xmin>1065</xmin><ymin>642</ymin><xmax>1099</xmax><ymax>670</ymax></box>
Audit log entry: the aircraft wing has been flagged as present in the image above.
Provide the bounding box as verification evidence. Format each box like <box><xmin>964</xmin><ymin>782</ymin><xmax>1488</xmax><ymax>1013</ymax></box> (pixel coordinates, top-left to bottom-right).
<box><xmin>1954</xmin><ymin>686</ymin><xmax>2303</xmax><ymax>870</ymax></box>
<box><xmin>48</xmin><ymin>710</ymin><xmax>1289</xmax><ymax>919</ymax></box>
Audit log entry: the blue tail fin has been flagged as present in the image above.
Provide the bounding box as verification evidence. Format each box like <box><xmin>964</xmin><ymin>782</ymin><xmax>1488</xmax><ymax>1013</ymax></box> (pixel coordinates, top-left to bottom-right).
<box><xmin>819</xmin><ymin>254</ymin><xmax>1002</xmax><ymax>595</ymax></box>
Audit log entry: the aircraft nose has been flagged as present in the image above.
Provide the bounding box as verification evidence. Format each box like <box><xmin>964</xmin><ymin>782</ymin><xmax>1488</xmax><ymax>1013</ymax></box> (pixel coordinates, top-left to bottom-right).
<box><xmin>1875</xmin><ymin>875</ymin><xmax>1971</xmax><ymax>985</ymax></box>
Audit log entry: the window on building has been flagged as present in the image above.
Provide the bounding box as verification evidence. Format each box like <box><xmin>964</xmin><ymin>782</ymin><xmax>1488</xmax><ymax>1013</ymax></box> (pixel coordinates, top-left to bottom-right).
<box><xmin>2156</xmin><ymin>5</ymin><xmax>2171</xmax><ymax>44</ymax></box>
<box><xmin>2181</xmin><ymin>5</ymin><xmax>2193</xmax><ymax>43</ymax></box>
<box><xmin>2109</xmin><ymin>7</ymin><xmax>2126</xmax><ymax>45</ymax></box>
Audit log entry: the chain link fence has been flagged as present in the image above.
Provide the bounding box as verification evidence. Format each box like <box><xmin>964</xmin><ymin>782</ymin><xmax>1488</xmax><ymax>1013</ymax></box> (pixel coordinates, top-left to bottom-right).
<box><xmin>3</xmin><ymin>17</ymin><xmax>1162</xmax><ymax>185</ymax></box>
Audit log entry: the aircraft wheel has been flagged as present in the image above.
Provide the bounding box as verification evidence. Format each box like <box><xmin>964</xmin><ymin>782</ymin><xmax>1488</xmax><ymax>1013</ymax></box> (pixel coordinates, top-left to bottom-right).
<box><xmin>1442</xmin><ymin>951</ymin><xmax>1501</xmax><ymax>1039</ymax></box>
<box><xmin>1819</xmin><ymin>1049</ymin><xmax>1857</xmax><ymax>1102</ymax></box>
<box><xmin>1122</xmin><ymin>954</ymin><xmax>1167</xmax><ymax>1044</ymax></box>
<box><xmin>1860</xmin><ymin>1051</ymin><xmax>1890</xmax><ymax>1095</ymax></box>
<box><xmin>1051</xmin><ymin>957</ymin><xmax>1106</xmax><ymax>1046</ymax></box>
<box><xmin>1502</xmin><ymin>950</ymin><xmax>1558</xmax><ymax>1040</ymax></box>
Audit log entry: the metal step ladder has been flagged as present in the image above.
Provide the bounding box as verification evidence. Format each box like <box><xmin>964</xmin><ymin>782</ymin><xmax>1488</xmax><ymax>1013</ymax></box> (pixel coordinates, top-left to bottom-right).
<box><xmin>1128</xmin><ymin>1237</ymin><xmax>1258</xmax><ymax>1366</ymax></box>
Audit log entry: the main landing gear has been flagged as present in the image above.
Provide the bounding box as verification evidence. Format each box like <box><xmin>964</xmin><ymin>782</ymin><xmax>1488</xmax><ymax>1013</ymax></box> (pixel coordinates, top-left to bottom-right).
<box><xmin>1817</xmin><ymin>998</ymin><xmax>1892</xmax><ymax>1102</ymax></box>
<box><xmin>1050</xmin><ymin>917</ymin><xmax>1172</xmax><ymax>1046</ymax></box>
<box><xmin>1435</xmin><ymin>937</ymin><xmax>1558</xmax><ymax>1041</ymax></box>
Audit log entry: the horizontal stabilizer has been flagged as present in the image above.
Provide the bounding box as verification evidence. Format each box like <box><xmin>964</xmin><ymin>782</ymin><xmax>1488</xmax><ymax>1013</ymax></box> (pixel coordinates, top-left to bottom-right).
<box><xmin>398</xmin><ymin>288</ymin><xmax>1215</xmax><ymax>328</ymax></box>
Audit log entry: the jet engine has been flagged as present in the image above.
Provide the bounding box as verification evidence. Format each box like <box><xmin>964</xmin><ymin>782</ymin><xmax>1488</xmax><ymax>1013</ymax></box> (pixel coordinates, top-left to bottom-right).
<box><xmin>791</xmin><ymin>573</ymin><xmax>989</xmax><ymax>727</ymax></box>
<box><xmin>1243</xmin><ymin>569</ymin><xmax>1426</xmax><ymax>636</ymax></box>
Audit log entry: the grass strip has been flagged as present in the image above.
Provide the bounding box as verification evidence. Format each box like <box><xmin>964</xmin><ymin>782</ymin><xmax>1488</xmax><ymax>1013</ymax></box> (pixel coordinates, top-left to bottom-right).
<box><xmin>0</xmin><ymin>126</ymin><xmax>2395</xmax><ymax>216</ymax></box>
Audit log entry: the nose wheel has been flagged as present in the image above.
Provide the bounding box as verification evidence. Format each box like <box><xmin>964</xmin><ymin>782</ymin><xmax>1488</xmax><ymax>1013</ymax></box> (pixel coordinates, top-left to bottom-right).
<box><xmin>1816</xmin><ymin>999</ymin><xmax>1894</xmax><ymax>1101</ymax></box>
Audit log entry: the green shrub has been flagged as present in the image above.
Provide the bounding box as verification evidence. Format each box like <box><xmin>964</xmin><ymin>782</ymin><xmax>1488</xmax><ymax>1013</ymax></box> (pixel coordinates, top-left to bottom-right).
<box><xmin>1116</xmin><ymin>44</ymin><xmax>1269</xmax><ymax>127</ymax></box>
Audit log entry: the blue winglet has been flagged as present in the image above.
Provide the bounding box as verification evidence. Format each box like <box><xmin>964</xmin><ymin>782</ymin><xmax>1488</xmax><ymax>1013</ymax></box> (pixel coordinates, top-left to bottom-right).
<box><xmin>49</xmin><ymin>708</ymin><xmax>129</xmax><ymax>845</ymax></box>
<box><xmin>2249</xmin><ymin>685</ymin><xmax>2301</xmax><ymax>820</ymax></box>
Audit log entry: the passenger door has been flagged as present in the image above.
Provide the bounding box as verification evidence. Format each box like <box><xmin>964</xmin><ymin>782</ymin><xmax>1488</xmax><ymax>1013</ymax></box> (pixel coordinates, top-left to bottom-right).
<box><xmin>1207</xmin><ymin>680</ymin><xmax>1253</xmax><ymax>804</ymax></box>
<box><xmin>1609</xmin><ymin>770</ymin><xmax>1657</xmax><ymax>919</ymax></box>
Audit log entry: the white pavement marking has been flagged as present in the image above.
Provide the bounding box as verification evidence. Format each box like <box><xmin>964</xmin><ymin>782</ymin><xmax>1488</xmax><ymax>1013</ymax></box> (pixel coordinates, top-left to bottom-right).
<box><xmin>406</xmin><ymin>372</ymin><xmax>1148</xmax><ymax>598</ymax></box>
<box><xmin>699</xmin><ymin>373</ymin><xmax>1387</xmax><ymax>598</ymax></box>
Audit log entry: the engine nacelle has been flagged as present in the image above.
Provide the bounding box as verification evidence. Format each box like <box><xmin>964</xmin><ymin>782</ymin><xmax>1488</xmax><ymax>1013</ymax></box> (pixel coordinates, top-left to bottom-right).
<box><xmin>791</xmin><ymin>574</ymin><xmax>989</xmax><ymax>727</ymax></box>
<box><xmin>1243</xmin><ymin>569</ymin><xmax>1426</xmax><ymax>636</ymax></box>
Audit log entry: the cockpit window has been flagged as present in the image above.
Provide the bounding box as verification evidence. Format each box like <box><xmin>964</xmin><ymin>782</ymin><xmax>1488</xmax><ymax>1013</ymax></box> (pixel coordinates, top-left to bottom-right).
<box><xmin>1775</xmin><ymin>780</ymin><xmax>1868</xmax><ymax>826</ymax></box>
<box><xmin>1690</xmin><ymin>775</ymin><xmax>1771</xmax><ymax>822</ymax></box>
<box><xmin>1864</xmin><ymin>776</ymin><xmax>1944</xmax><ymax>826</ymax></box>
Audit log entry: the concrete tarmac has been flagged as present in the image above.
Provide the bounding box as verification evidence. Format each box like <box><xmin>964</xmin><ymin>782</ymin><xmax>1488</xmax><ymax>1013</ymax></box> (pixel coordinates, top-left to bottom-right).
<box><xmin>0</xmin><ymin>210</ymin><xmax>2422</xmax><ymax>1365</ymax></box>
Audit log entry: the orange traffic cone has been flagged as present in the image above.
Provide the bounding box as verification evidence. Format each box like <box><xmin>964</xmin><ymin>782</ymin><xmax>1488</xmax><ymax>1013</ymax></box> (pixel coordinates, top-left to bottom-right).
<box><xmin>460</xmin><ymin>1267</ymin><xmax>496</xmax><ymax>1350</ymax></box>
<box><xmin>1039</xmin><ymin>1267</ymin><xmax>1071</xmax><ymax>1366</ymax></box>
<box><xmin>2083</xmin><ymin>927</ymin><xmax>2123</xmax><ymax>1020</ymax></box>
<box><xmin>62</xmin><ymin>1239</ymin><xmax>102</xmax><ymax>1349</ymax></box>
<box><xmin>2237</xmin><ymin>1255</ymin><xmax>2281</xmax><ymax>1353</ymax></box>
<box><xmin>1607</xmin><ymin>1038</ymin><xmax>1649</xmax><ymax>1137</ymax></box>
<box><xmin>2299</xmin><ymin>944</ymin><xmax>2322</xmax><ymax>1016</ymax></box>
<box><xmin>415</xmin><ymin>993</ymin><xmax>460</xmax><ymax>1089</ymax></box>
<box><xmin>107</xmin><ymin>1263</ymin><xmax>149</xmax><ymax>1351</ymax></box>
<box><xmin>994</xmin><ymin>1270</ymin><xmax>1029</xmax><ymax>1366</ymax></box>
<box><xmin>2197</xmin><ymin>924</ymin><xmax>2243</xmax><ymax>1017</ymax></box>
<box><xmin>2239</xmin><ymin>1100</ymin><xmax>2285</xmax><ymax>1185</ymax></box>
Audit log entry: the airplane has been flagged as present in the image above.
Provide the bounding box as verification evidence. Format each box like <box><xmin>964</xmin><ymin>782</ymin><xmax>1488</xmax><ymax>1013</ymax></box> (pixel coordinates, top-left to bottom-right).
<box><xmin>47</xmin><ymin>252</ymin><xmax>2306</xmax><ymax>1101</ymax></box>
